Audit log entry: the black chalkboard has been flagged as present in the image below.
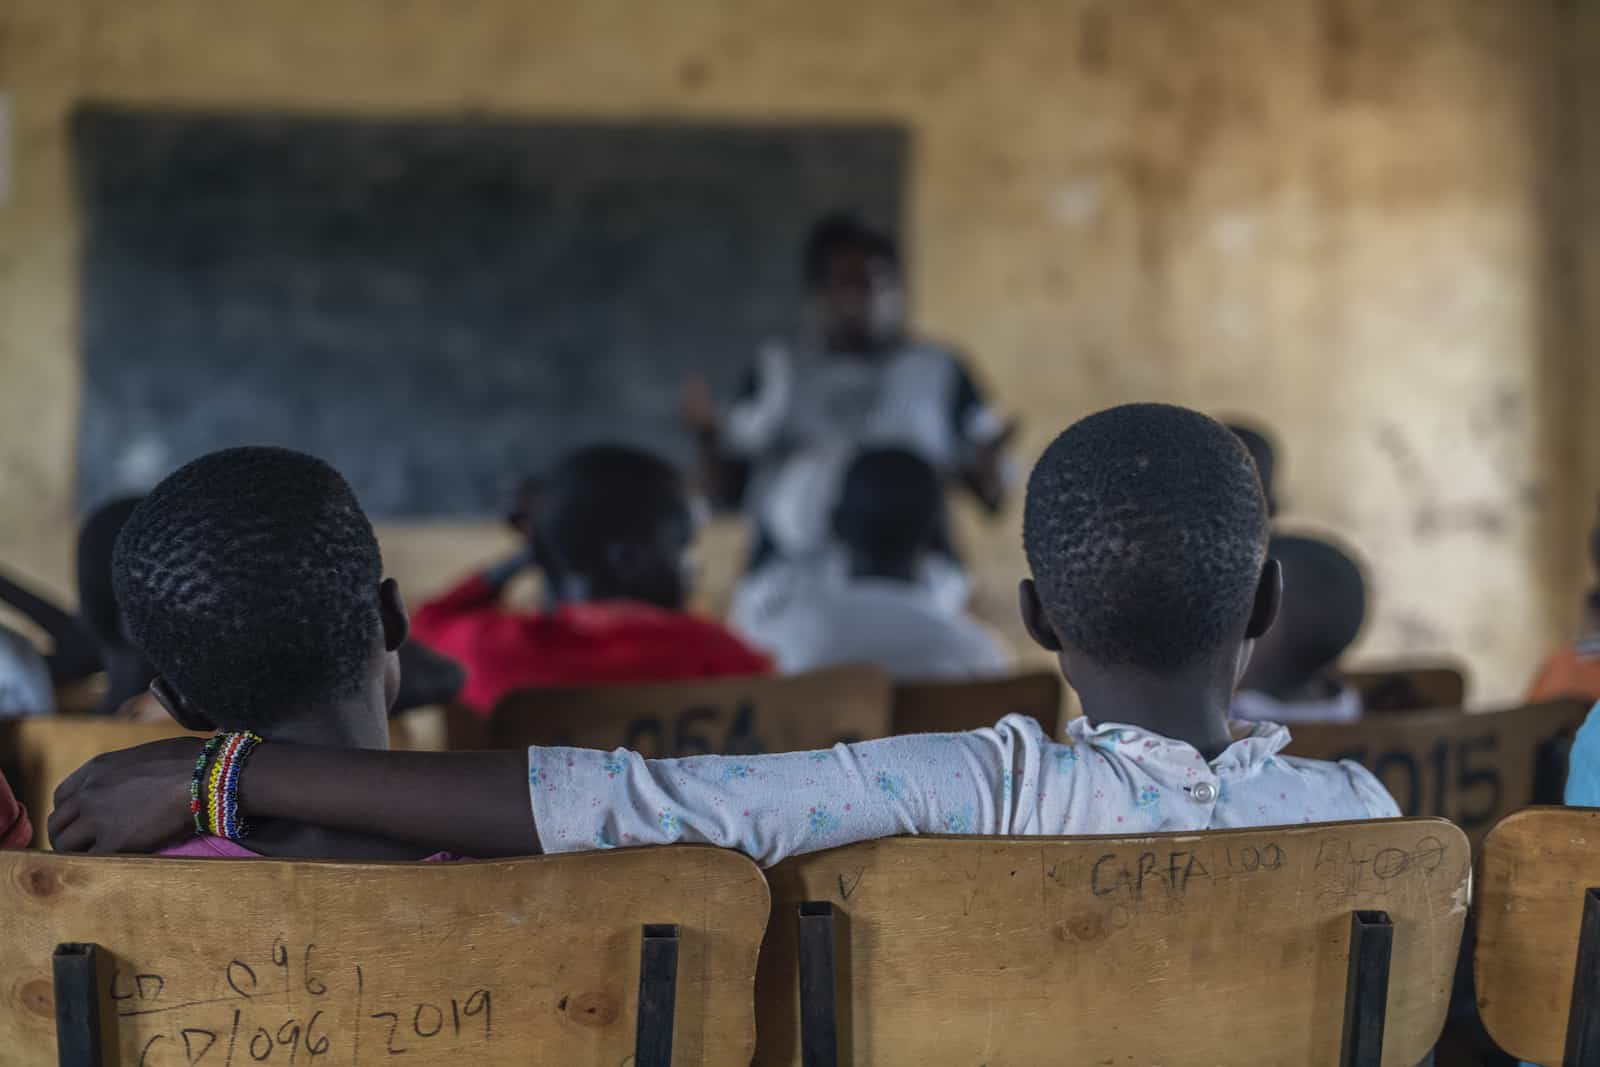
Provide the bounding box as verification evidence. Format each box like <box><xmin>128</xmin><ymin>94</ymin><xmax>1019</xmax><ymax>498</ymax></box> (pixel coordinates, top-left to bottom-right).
<box><xmin>72</xmin><ymin>107</ymin><xmax>907</xmax><ymax>516</ymax></box>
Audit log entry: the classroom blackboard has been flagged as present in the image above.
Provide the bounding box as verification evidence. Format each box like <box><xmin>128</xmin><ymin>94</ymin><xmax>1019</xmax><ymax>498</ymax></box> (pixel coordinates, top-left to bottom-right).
<box><xmin>72</xmin><ymin>107</ymin><xmax>907</xmax><ymax>516</ymax></box>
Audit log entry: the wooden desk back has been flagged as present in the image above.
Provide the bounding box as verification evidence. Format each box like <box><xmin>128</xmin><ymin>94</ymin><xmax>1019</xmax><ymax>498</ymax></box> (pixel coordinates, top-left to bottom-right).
<box><xmin>1475</xmin><ymin>807</ymin><xmax>1600</xmax><ymax>1065</ymax></box>
<box><xmin>0</xmin><ymin>846</ymin><xmax>769</xmax><ymax>1065</ymax></box>
<box><xmin>1283</xmin><ymin>699</ymin><xmax>1588</xmax><ymax>843</ymax></box>
<box><xmin>890</xmin><ymin>671</ymin><xmax>1063</xmax><ymax>738</ymax></box>
<box><xmin>1344</xmin><ymin>664</ymin><xmax>1468</xmax><ymax>713</ymax></box>
<box><xmin>0</xmin><ymin>718</ymin><xmax>207</xmax><ymax>849</ymax></box>
<box><xmin>756</xmin><ymin>820</ymin><xmax>1468</xmax><ymax>1065</ymax></box>
<box><xmin>481</xmin><ymin>666</ymin><xmax>893</xmax><ymax>756</ymax></box>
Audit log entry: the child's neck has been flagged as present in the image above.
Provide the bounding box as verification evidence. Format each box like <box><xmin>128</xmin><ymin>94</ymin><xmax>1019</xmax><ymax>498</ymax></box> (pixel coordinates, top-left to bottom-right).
<box><xmin>1070</xmin><ymin>659</ymin><xmax>1238</xmax><ymax>761</ymax></box>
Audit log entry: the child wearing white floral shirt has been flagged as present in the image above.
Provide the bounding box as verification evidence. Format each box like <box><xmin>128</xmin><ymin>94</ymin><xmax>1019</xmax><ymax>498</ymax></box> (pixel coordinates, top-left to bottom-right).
<box><xmin>48</xmin><ymin>405</ymin><xmax>1400</xmax><ymax>864</ymax></box>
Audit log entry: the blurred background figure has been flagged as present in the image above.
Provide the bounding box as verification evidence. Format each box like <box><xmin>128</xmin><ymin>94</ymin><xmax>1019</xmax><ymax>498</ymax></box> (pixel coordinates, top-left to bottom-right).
<box><xmin>412</xmin><ymin>445</ymin><xmax>769</xmax><ymax>716</ymax></box>
<box><xmin>681</xmin><ymin>212</ymin><xmax>1017</xmax><ymax>573</ymax></box>
<box><xmin>1227</xmin><ymin>422</ymin><xmax>1281</xmax><ymax>520</ymax></box>
<box><xmin>1527</xmin><ymin>498</ymin><xmax>1600</xmax><ymax>705</ymax></box>
<box><xmin>732</xmin><ymin>447</ymin><xmax>1012</xmax><ymax>680</ymax></box>
<box><xmin>1234</xmin><ymin>534</ymin><xmax>1368</xmax><ymax>724</ymax></box>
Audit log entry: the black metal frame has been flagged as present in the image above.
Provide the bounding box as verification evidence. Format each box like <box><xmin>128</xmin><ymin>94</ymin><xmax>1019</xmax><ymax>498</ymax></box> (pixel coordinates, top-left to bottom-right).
<box><xmin>53</xmin><ymin>942</ymin><xmax>103</xmax><ymax>1067</ymax></box>
<box><xmin>798</xmin><ymin>901</ymin><xmax>839</xmax><ymax>1067</ymax></box>
<box><xmin>1340</xmin><ymin>910</ymin><xmax>1394</xmax><ymax>1067</ymax></box>
<box><xmin>1564</xmin><ymin>887</ymin><xmax>1600</xmax><ymax>1067</ymax></box>
<box><xmin>635</xmin><ymin>923</ymin><xmax>680</xmax><ymax>1067</ymax></box>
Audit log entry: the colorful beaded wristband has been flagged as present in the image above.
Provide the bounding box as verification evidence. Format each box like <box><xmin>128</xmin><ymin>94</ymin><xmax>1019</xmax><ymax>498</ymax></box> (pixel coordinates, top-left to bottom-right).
<box><xmin>218</xmin><ymin>732</ymin><xmax>263</xmax><ymax>841</ymax></box>
<box><xmin>190</xmin><ymin>735</ymin><xmax>228</xmax><ymax>836</ymax></box>
<box><xmin>191</xmin><ymin>731</ymin><xmax>266</xmax><ymax>840</ymax></box>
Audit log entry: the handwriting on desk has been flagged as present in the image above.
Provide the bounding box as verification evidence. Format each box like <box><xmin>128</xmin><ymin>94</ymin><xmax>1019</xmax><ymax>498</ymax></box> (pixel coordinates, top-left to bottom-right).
<box><xmin>115</xmin><ymin>938</ymin><xmax>493</xmax><ymax>1065</ymax></box>
<box><xmin>1087</xmin><ymin>842</ymin><xmax>1285</xmax><ymax>901</ymax></box>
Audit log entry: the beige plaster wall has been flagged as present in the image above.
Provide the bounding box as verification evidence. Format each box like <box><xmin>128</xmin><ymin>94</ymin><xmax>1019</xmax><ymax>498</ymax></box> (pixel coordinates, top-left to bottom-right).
<box><xmin>0</xmin><ymin>0</ymin><xmax>1591</xmax><ymax>703</ymax></box>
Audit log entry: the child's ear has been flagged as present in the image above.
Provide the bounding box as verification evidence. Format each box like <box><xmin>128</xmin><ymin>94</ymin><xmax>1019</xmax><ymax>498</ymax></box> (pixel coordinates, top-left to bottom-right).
<box><xmin>378</xmin><ymin>578</ymin><xmax>410</xmax><ymax>653</ymax></box>
<box><xmin>150</xmin><ymin>677</ymin><xmax>216</xmax><ymax>733</ymax></box>
<box><xmin>1018</xmin><ymin>578</ymin><xmax>1063</xmax><ymax>652</ymax></box>
<box><xmin>1246</xmin><ymin>558</ymin><xmax>1283</xmax><ymax>640</ymax></box>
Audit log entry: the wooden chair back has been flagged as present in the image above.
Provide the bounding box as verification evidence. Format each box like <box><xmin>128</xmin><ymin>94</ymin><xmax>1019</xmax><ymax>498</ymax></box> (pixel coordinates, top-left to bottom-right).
<box><xmin>756</xmin><ymin>819</ymin><xmax>1469</xmax><ymax>1065</ymax></box>
<box><xmin>1283</xmin><ymin>699</ymin><xmax>1588</xmax><ymax>844</ymax></box>
<box><xmin>478</xmin><ymin>666</ymin><xmax>893</xmax><ymax>756</ymax></box>
<box><xmin>0</xmin><ymin>846</ymin><xmax>769</xmax><ymax>1065</ymax></box>
<box><xmin>1344</xmin><ymin>663</ymin><xmax>1468</xmax><ymax>713</ymax></box>
<box><xmin>890</xmin><ymin>671</ymin><xmax>1063</xmax><ymax>738</ymax></box>
<box><xmin>0</xmin><ymin>718</ymin><xmax>207</xmax><ymax>848</ymax></box>
<box><xmin>1475</xmin><ymin>807</ymin><xmax>1600</xmax><ymax>1065</ymax></box>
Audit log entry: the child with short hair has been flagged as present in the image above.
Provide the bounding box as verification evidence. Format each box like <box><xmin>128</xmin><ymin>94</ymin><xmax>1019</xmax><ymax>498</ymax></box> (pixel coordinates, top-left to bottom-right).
<box><xmin>1233</xmin><ymin>534</ymin><xmax>1368</xmax><ymax>723</ymax></box>
<box><xmin>412</xmin><ymin>445</ymin><xmax>770</xmax><ymax>715</ymax></box>
<box><xmin>50</xmin><ymin>405</ymin><xmax>1398</xmax><ymax>862</ymax></box>
<box><xmin>111</xmin><ymin>446</ymin><xmax>449</xmax><ymax>860</ymax></box>
<box><xmin>732</xmin><ymin>447</ymin><xmax>1011</xmax><ymax>680</ymax></box>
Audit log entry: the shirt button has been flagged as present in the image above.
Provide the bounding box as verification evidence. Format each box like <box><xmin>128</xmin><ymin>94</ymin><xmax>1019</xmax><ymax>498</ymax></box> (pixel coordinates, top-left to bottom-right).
<box><xmin>1192</xmin><ymin>782</ymin><xmax>1217</xmax><ymax>803</ymax></box>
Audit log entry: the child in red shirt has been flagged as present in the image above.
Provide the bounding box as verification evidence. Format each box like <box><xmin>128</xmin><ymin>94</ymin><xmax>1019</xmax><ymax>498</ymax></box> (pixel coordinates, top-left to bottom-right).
<box><xmin>414</xmin><ymin>446</ymin><xmax>769</xmax><ymax>715</ymax></box>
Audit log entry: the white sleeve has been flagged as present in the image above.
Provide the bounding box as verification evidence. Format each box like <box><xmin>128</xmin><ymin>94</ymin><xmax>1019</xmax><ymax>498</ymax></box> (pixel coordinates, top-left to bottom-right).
<box><xmin>527</xmin><ymin>714</ymin><xmax>1048</xmax><ymax>867</ymax></box>
<box><xmin>722</xmin><ymin>342</ymin><xmax>793</xmax><ymax>457</ymax></box>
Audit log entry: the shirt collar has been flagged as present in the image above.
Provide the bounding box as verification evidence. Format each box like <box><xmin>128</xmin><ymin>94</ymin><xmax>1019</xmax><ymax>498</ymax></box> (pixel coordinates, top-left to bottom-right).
<box><xmin>1064</xmin><ymin>715</ymin><xmax>1292</xmax><ymax>775</ymax></box>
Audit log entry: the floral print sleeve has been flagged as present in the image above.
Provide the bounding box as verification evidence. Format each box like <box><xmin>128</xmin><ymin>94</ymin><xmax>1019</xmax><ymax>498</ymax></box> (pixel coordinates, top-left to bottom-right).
<box><xmin>524</xmin><ymin>713</ymin><xmax>1399</xmax><ymax>867</ymax></box>
<box><xmin>528</xmin><ymin>714</ymin><xmax>1045</xmax><ymax>866</ymax></box>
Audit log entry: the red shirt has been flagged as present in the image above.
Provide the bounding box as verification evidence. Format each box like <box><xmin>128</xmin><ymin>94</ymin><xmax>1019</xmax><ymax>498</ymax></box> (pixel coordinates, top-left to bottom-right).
<box><xmin>412</xmin><ymin>575</ymin><xmax>772</xmax><ymax>715</ymax></box>
<box><xmin>0</xmin><ymin>771</ymin><xmax>31</xmax><ymax>849</ymax></box>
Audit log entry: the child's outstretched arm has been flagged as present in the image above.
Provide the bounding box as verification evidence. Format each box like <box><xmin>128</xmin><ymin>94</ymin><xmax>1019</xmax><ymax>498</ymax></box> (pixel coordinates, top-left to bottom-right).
<box><xmin>49</xmin><ymin>716</ymin><xmax>1045</xmax><ymax>864</ymax></box>
<box><xmin>48</xmin><ymin>740</ymin><xmax>539</xmax><ymax>857</ymax></box>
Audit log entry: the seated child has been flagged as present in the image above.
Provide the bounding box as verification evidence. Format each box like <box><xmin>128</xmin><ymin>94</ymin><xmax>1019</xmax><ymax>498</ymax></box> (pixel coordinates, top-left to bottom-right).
<box><xmin>412</xmin><ymin>445</ymin><xmax>770</xmax><ymax>714</ymax></box>
<box><xmin>1225</xmin><ymin>421</ymin><xmax>1280</xmax><ymax>518</ymax></box>
<box><xmin>50</xmin><ymin>405</ymin><xmax>1399</xmax><ymax>864</ymax></box>
<box><xmin>732</xmin><ymin>447</ymin><xmax>1012</xmax><ymax>680</ymax></box>
<box><xmin>0</xmin><ymin>770</ymin><xmax>31</xmax><ymax>848</ymax></box>
<box><xmin>1233</xmin><ymin>534</ymin><xmax>1367</xmax><ymax>723</ymax></box>
<box><xmin>0</xmin><ymin>622</ymin><xmax>53</xmax><ymax>716</ymax></box>
<box><xmin>0</xmin><ymin>498</ymin><xmax>156</xmax><ymax>714</ymax></box>
<box><xmin>1528</xmin><ymin>595</ymin><xmax>1600</xmax><ymax>705</ymax></box>
<box><xmin>111</xmin><ymin>446</ymin><xmax>451</xmax><ymax>860</ymax></box>
<box><xmin>1528</xmin><ymin>501</ymin><xmax>1600</xmax><ymax>705</ymax></box>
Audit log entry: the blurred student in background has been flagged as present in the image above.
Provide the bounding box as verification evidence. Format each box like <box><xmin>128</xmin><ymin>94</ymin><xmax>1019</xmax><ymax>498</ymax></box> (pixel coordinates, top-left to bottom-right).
<box><xmin>0</xmin><ymin>496</ymin><xmax>151</xmax><ymax>715</ymax></box>
<box><xmin>1226</xmin><ymin>422</ymin><xmax>1280</xmax><ymax>519</ymax></box>
<box><xmin>413</xmin><ymin>445</ymin><xmax>769</xmax><ymax>715</ymax></box>
<box><xmin>680</xmin><ymin>212</ymin><xmax>1016</xmax><ymax>572</ymax></box>
<box><xmin>0</xmin><ymin>623</ymin><xmax>53</xmax><ymax>716</ymax></box>
<box><xmin>1527</xmin><ymin>499</ymin><xmax>1600</xmax><ymax>706</ymax></box>
<box><xmin>732</xmin><ymin>447</ymin><xmax>1012</xmax><ymax>680</ymax></box>
<box><xmin>1233</xmin><ymin>534</ymin><xmax>1367</xmax><ymax>724</ymax></box>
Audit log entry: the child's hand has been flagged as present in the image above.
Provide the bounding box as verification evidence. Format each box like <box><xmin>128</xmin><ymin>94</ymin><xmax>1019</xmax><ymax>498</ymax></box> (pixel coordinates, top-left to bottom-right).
<box><xmin>48</xmin><ymin>737</ymin><xmax>202</xmax><ymax>853</ymax></box>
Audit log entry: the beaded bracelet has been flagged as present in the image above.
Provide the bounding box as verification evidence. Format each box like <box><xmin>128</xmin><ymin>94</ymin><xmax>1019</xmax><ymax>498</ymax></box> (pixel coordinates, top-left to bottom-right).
<box><xmin>190</xmin><ymin>731</ymin><xmax>266</xmax><ymax>839</ymax></box>
<box><xmin>218</xmin><ymin>732</ymin><xmax>264</xmax><ymax>841</ymax></box>
<box><xmin>190</xmin><ymin>735</ymin><xmax>228</xmax><ymax>836</ymax></box>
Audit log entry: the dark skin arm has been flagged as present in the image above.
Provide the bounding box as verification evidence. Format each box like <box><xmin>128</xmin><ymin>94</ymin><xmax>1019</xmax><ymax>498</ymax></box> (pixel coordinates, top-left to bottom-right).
<box><xmin>679</xmin><ymin>376</ymin><xmax>749</xmax><ymax>509</ymax></box>
<box><xmin>0</xmin><ymin>570</ymin><xmax>104</xmax><ymax>683</ymax></box>
<box><xmin>49</xmin><ymin>739</ymin><xmax>540</xmax><ymax>857</ymax></box>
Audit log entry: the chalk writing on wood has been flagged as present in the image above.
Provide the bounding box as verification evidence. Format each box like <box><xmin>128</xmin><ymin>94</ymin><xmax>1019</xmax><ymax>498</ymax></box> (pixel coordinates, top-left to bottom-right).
<box><xmin>115</xmin><ymin>937</ymin><xmax>491</xmax><ymax>1065</ymax></box>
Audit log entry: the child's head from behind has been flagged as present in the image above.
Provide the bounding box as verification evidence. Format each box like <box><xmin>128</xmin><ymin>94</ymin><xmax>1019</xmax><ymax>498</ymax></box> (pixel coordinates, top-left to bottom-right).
<box><xmin>1239</xmin><ymin>534</ymin><xmax>1366</xmax><ymax>695</ymax></box>
<box><xmin>534</xmin><ymin>445</ymin><xmax>695</xmax><ymax>611</ymax></box>
<box><xmin>832</xmin><ymin>447</ymin><xmax>942</xmax><ymax>580</ymax></box>
<box><xmin>1021</xmin><ymin>404</ymin><xmax>1277</xmax><ymax>688</ymax></box>
<box><xmin>113</xmin><ymin>447</ymin><xmax>405</xmax><ymax>746</ymax></box>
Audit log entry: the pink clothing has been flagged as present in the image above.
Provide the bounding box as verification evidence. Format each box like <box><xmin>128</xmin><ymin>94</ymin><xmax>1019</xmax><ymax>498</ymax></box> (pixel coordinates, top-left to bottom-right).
<box><xmin>159</xmin><ymin>835</ymin><xmax>457</xmax><ymax>862</ymax></box>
